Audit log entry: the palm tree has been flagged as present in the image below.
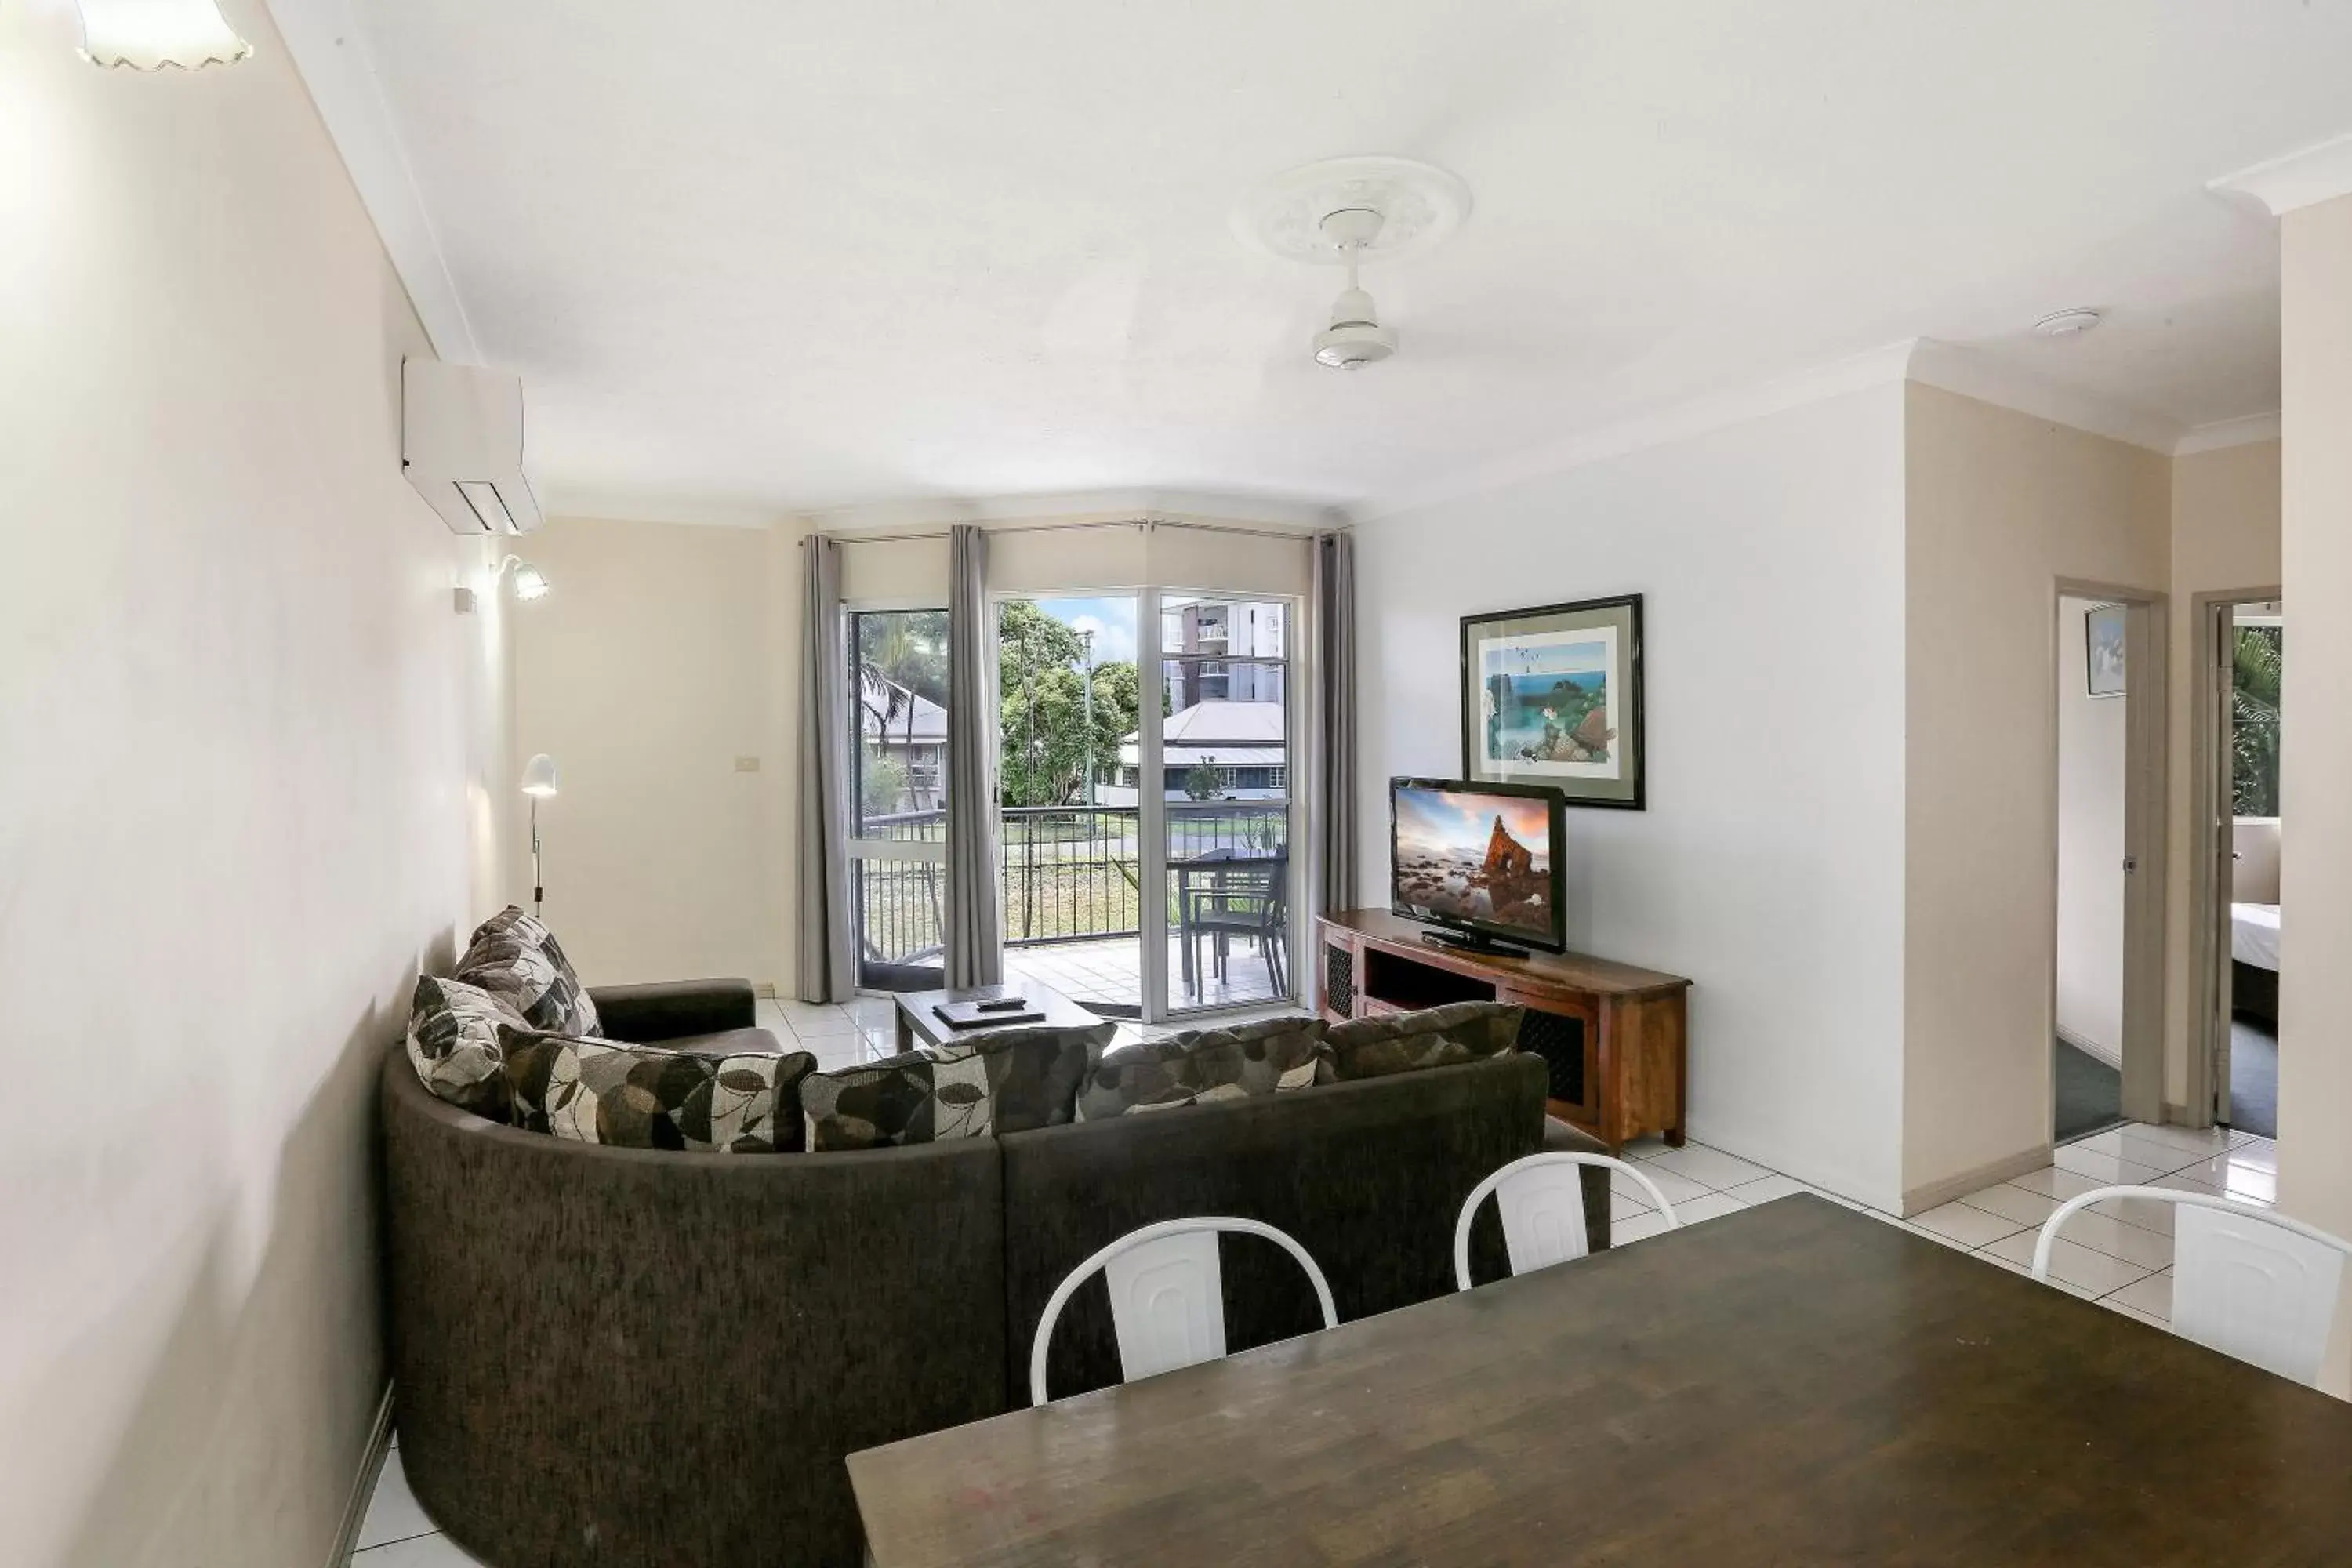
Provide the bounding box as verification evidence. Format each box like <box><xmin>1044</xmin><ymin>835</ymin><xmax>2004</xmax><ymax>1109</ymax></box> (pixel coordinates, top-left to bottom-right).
<box><xmin>2232</xmin><ymin>624</ymin><xmax>2282</xmax><ymax>816</ymax></box>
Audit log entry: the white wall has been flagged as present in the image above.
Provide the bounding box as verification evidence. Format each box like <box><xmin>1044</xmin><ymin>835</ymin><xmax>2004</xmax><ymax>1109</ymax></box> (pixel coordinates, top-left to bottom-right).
<box><xmin>0</xmin><ymin>6</ymin><xmax>514</xmax><ymax>1563</ymax></box>
<box><xmin>1900</xmin><ymin>385</ymin><xmax>2169</xmax><ymax>1203</ymax></box>
<box><xmin>1355</xmin><ymin>385</ymin><xmax>1911</xmax><ymax>1210</ymax></box>
<box><xmin>2054</xmin><ymin>597</ymin><xmax>2128</xmax><ymax>1063</ymax></box>
<box><xmin>2276</xmin><ymin>191</ymin><xmax>2352</xmax><ymax>1395</ymax></box>
<box><xmin>511</xmin><ymin>516</ymin><xmax>797</xmax><ymax>989</ymax></box>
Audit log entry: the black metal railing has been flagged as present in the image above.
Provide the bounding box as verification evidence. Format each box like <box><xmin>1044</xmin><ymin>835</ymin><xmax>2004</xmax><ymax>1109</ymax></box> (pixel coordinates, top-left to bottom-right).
<box><xmin>851</xmin><ymin>804</ymin><xmax>1288</xmax><ymax>964</ymax></box>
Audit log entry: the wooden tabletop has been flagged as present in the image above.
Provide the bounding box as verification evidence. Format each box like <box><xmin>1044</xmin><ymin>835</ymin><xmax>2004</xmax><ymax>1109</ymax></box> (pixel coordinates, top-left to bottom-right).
<box><xmin>849</xmin><ymin>1196</ymin><xmax>2352</xmax><ymax>1566</ymax></box>
<box><xmin>1323</xmin><ymin>907</ymin><xmax>1691</xmax><ymax>996</ymax></box>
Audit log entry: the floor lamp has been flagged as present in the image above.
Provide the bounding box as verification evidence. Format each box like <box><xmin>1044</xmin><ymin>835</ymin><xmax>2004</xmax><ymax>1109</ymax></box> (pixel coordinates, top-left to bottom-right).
<box><xmin>521</xmin><ymin>753</ymin><xmax>558</xmax><ymax>917</ymax></box>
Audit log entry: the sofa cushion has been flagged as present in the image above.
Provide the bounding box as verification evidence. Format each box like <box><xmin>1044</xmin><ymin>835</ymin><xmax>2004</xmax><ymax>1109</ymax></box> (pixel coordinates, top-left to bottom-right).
<box><xmin>655</xmin><ymin>1025</ymin><xmax>790</xmax><ymax>1058</ymax></box>
<box><xmin>457</xmin><ymin>906</ymin><xmax>601</xmax><ymax>1037</ymax></box>
<box><xmin>501</xmin><ymin>1031</ymin><xmax>817</xmax><ymax>1152</ymax></box>
<box><xmin>405</xmin><ymin>975</ymin><xmax>527</xmax><ymax>1120</ymax></box>
<box><xmin>799</xmin><ymin>1050</ymin><xmax>979</xmax><ymax>1150</ymax></box>
<box><xmin>930</xmin><ymin>1020</ymin><xmax>1116</xmax><ymax>1135</ymax></box>
<box><xmin>1319</xmin><ymin>1000</ymin><xmax>1524</xmax><ymax>1083</ymax></box>
<box><xmin>1075</xmin><ymin>1015</ymin><xmax>1323</xmax><ymax>1120</ymax></box>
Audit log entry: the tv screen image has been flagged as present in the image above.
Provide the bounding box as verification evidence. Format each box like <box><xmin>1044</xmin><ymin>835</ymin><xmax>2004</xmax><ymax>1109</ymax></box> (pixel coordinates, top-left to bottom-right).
<box><xmin>1389</xmin><ymin>780</ymin><xmax>1561</xmax><ymax>947</ymax></box>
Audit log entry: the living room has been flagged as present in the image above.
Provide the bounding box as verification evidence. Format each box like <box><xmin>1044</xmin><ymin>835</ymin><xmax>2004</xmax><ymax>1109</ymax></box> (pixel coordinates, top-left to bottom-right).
<box><xmin>10</xmin><ymin>4</ymin><xmax>2352</xmax><ymax>1566</ymax></box>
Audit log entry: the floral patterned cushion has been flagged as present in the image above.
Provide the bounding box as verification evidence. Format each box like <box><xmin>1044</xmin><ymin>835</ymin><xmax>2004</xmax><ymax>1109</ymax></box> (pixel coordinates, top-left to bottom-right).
<box><xmin>928</xmin><ymin>1019</ymin><xmax>1116</xmax><ymax>1135</ymax></box>
<box><xmin>1075</xmin><ymin>1015</ymin><xmax>1324</xmax><ymax>1120</ymax></box>
<box><xmin>1318</xmin><ymin>1000</ymin><xmax>1524</xmax><ymax>1083</ymax></box>
<box><xmin>800</xmin><ymin>1051</ymin><xmax>980</xmax><ymax>1150</ymax></box>
<box><xmin>405</xmin><ymin>975</ymin><xmax>528</xmax><ymax>1120</ymax></box>
<box><xmin>456</xmin><ymin>906</ymin><xmax>600</xmax><ymax>1037</ymax></box>
<box><xmin>501</xmin><ymin>1030</ymin><xmax>817</xmax><ymax>1152</ymax></box>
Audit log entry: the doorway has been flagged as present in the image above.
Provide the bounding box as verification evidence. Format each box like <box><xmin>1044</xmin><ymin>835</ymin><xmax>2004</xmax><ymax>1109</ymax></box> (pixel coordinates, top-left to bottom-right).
<box><xmin>993</xmin><ymin>588</ymin><xmax>1301</xmax><ymax>1023</ymax></box>
<box><xmin>2192</xmin><ymin>593</ymin><xmax>2284</xmax><ymax>1138</ymax></box>
<box><xmin>2049</xmin><ymin>583</ymin><xmax>2165</xmax><ymax>1145</ymax></box>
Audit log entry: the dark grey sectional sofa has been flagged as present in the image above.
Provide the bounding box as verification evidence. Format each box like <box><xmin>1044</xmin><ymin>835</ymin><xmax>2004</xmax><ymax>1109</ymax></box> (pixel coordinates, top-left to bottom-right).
<box><xmin>380</xmin><ymin>983</ymin><xmax>1610</xmax><ymax>1568</ymax></box>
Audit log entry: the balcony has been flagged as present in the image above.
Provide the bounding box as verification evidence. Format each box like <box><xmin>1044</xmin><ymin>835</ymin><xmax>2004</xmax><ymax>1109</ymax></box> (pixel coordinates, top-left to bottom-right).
<box><xmin>854</xmin><ymin>804</ymin><xmax>1292</xmax><ymax>1015</ymax></box>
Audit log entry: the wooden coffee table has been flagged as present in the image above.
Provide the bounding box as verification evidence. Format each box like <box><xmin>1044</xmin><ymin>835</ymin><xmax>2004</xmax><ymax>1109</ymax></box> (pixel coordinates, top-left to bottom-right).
<box><xmin>891</xmin><ymin>979</ymin><xmax>1101</xmax><ymax>1054</ymax></box>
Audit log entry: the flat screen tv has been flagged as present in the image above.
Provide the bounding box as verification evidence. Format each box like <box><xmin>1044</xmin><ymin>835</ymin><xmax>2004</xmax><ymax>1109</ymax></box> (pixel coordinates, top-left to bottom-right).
<box><xmin>1388</xmin><ymin>777</ymin><xmax>1567</xmax><ymax>955</ymax></box>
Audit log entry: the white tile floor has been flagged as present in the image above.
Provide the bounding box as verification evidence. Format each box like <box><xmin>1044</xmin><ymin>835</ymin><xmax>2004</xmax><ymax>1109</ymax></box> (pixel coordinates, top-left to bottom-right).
<box><xmin>348</xmin><ymin>1091</ymin><xmax>2278</xmax><ymax>1565</ymax></box>
<box><xmin>1608</xmin><ymin>1119</ymin><xmax>2277</xmax><ymax>1332</ymax></box>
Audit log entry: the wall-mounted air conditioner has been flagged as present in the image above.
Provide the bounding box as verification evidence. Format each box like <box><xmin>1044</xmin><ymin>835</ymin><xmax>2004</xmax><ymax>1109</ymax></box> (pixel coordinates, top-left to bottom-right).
<box><xmin>402</xmin><ymin>358</ymin><xmax>544</xmax><ymax>535</ymax></box>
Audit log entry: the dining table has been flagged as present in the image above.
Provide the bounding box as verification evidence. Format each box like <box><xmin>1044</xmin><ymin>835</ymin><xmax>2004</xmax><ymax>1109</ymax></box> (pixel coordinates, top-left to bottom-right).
<box><xmin>847</xmin><ymin>1193</ymin><xmax>2352</xmax><ymax>1566</ymax></box>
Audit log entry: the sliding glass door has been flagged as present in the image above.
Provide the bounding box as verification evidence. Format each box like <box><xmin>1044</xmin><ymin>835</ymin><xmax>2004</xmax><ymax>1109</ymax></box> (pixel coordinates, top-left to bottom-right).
<box><xmin>843</xmin><ymin>587</ymin><xmax>1299</xmax><ymax>1023</ymax></box>
<box><xmin>997</xmin><ymin>595</ymin><xmax>1145</xmax><ymax>1015</ymax></box>
<box><xmin>847</xmin><ymin>606</ymin><xmax>950</xmax><ymax>992</ymax></box>
<box><xmin>1155</xmin><ymin>593</ymin><xmax>1294</xmax><ymax>1015</ymax></box>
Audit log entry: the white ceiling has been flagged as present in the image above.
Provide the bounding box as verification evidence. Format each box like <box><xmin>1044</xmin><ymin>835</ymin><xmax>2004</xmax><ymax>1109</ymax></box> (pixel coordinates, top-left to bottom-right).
<box><xmin>332</xmin><ymin>0</ymin><xmax>2352</xmax><ymax>520</ymax></box>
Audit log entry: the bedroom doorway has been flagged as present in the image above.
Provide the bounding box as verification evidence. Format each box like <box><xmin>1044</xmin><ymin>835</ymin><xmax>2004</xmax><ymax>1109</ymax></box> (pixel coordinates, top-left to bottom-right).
<box><xmin>2195</xmin><ymin>594</ymin><xmax>2283</xmax><ymax>1137</ymax></box>
<box><xmin>2049</xmin><ymin>583</ymin><xmax>2166</xmax><ymax>1145</ymax></box>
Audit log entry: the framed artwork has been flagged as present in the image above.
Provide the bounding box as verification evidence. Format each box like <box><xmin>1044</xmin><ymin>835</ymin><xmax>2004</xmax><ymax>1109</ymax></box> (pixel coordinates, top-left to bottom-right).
<box><xmin>1460</xmin><ymin>593</ymin><xmax>1645</xmax><ymax>809</ymax></box>
<box><xmin>2086</xmin><ymin>603</ymin><xmax>2127</xmax><ymax>698</ymax></box>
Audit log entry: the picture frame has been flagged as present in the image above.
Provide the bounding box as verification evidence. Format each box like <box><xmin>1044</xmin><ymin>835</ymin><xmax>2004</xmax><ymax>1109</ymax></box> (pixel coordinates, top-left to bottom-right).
<box><xmin>2085</xmin><ymin>602</ymin><xmax>2127</xmax><ymax>698</ymax></box>
<box><xmin>1460</xmin><ymin>593</ymin><xmax>1645</xmax><ymax>809</ymax></box>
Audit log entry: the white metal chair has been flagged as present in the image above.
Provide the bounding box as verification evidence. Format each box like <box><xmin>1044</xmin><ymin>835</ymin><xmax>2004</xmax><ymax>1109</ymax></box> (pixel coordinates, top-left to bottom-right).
<box><xmin>1453</xmin><ymin>1152</ymin><xmax>1681</xmax><ymax>1291</ymax></box>
<box><xmin>1028</xmin><ymin>1216</ymin><xmax>1339</xmax><ymax>1406</ymax></box>
<box><xmin>2034</xmin><ymin>1185</ymin><xmax>2352</xmax><ymax>1387</ymax></box>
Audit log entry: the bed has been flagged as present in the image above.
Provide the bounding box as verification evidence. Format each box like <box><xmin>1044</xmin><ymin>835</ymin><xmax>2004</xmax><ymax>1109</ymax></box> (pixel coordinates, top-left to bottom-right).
<box><xmin>2229</xmin><ymin>818</ymin><xmax>2281</xmax><ymax>1022</ymax></box>
<box><xmin>2231</xmin><ymin>901</ymin><xmax>2280</xmax><ymax>1024</ymax></box>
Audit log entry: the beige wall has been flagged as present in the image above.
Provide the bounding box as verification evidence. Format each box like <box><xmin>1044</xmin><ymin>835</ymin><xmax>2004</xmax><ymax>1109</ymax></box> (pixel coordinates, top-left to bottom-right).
<box><xmin>512</xmin><ymin>517</ymin><xmax>800</xmax><ymax>990</ymax></box>
<box><xmin>2276</xmin><ymin>194</ymin><xmax>2352</xmax><ymax>1394</ymax></box>
<box><xmin>2055</xmin><ymin>597</ymin><xmax>2128</xmax><ymax>1062</ymax></box>
<box><xmin>0</xmin><ymin>7</ymin><xmax>514</xmax><ymax>1564</ymax></box>
<box><xmin>1356</xmin><ymin>386</ymin><xmax>1912</xmax><ymax>1210</ymax></box>
<box><xmin>2161</xmin><ymin>440</ymin><xmax>2281</xmax><ymax>1109</ymax></box>
<box><xmin>1901</xmin><ymin>384</ymin><xmax>2171</xmax><ymax>1204</ymax></box>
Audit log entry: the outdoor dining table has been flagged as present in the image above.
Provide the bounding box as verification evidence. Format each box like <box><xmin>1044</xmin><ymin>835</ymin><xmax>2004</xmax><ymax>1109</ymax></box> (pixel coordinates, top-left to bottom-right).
<box><xmin>848</xmin><ymin>1194</ymin><xmax>2352</xmax><ymax>1566</ymax></box>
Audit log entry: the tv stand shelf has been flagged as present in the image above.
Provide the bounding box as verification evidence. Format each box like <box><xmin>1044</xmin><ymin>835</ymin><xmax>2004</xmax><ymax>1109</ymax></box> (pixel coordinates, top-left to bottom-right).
<box><xmin>1318</xmin><ymin>909</ymin><xmax>1692</xmax><ymax>1152</ymax></box>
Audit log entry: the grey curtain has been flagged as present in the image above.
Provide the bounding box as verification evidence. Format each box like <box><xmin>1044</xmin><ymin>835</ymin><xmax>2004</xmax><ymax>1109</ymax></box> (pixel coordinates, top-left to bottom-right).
<box><xmin>796</xmin><ymin>534</ymin><xmax>855</xmax><ymax>1002</ymax></box>
<box><xmin>946</xmin><ymin>524</ymin><xmax>1004</xmax><ymax>988</ymax></box>
<box><xmin>1314</xmin><ymin>530</ymin><xmax>1358</xmax><ymax>917</ymax></box>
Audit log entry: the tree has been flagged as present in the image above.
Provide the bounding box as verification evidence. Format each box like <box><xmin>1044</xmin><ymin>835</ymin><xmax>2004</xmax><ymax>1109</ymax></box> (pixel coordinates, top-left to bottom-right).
<box><xmin>996</xmin><ymin>601</ymin><xmax>1138</xmax><ymax>807</ymax></box>
<box><xmin>1184</xmin><ymin>754</ymin><xmax>1223</xmax><ymax>800</ymax></box>
<box><xmin>2232</xmin><ymin>624</ymin><xmax>2282</xmax><ymax>816</ymax></box>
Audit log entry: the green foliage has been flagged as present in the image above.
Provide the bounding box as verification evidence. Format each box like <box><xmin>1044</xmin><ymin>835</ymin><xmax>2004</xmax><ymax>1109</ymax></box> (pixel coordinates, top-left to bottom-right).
<box><xmin>998</xmin><ymin>601</ymin><xmax>1140</xmax><ymax>806</ymax></box>
<box><xmin>2232</xmin><ymin>624</ymin><xmax>2282</xmax><ymax>817</ymax></box>
<box><xmin>1183</xmin><ymin>757</ymin><xmax>1223</xmax><ymax>800</ymax></box>
<box><xmin>858</xmin><ymin>750</ymin><xmax>908</xmax><ymax>818</ymax></box>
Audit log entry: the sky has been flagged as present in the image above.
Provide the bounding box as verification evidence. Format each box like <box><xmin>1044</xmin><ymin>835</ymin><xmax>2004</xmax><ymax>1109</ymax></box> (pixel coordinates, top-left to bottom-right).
<box><xmin>1029</xmin><ymin>594</ymin><xmax>1138</xmax><ymax>664</ymax></box>
<box><xmin>1394</xmin><ymin>786</ymin><xmax>1552</xmax><ymax>861</ymax></box>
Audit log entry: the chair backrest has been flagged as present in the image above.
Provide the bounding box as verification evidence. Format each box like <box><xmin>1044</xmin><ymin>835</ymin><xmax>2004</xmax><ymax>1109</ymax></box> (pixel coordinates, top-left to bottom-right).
<box><xmin>2036</xmin><ymin>1185</ymin><xmax>2352</xmax><ymax>1386</ymax></box>
<box><xmin>1028</xmin><ymin>1216</ymin><xmax>1338</xmax><ymax>1406</ymax></box>
<box><xmin>1453</xmin><ymin>1152</ymin><xmax>1679</xmax><ymax>1290</ymax></box>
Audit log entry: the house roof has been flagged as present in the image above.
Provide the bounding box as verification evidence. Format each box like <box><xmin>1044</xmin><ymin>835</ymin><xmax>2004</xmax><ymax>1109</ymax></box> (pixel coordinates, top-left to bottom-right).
<box><xmin>859</xmin><ymin>673</ymin><xmax>947</xmax><ymax>745</ymax></box>
<box><xmin>1120</xmin><ymin>701</ymin><xmax>1286</xmax><ymax>766</ymax></box>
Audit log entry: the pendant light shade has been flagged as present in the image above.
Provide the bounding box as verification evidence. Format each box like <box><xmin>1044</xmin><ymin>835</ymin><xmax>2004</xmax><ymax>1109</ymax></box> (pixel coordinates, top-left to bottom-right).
<box><xmin>75</xmin><ymin>0</ymin><xmax>252</xmax><ymax>70</ymax></box>
<box><xmin>520</xmin><ymin>754</ymin><xmax>559</xmax><ymax>799</ymax></box>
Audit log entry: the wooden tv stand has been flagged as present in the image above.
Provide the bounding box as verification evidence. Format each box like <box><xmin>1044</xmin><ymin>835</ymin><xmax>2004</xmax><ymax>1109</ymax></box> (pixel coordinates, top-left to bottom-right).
<box><xmin>1316</xmin><ymin>909</ymin><xmax>1692</xmax><ymax>1152</ymax></box>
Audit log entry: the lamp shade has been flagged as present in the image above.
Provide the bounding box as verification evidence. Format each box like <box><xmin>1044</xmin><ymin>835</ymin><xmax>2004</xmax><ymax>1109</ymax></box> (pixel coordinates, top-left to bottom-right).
<box><xmin>75</xmin><ymin>0</ymin><xmax>252</xmax><ymax>69</ymax></box>
<box><xmin>510</xmin><ymin>561</ymin><xmax>551</xmax><ymax>601</ymax></box>
<box><xmin>520</xmin><ymin>754</ymin><xmax>559</xmax><ymax>798</ymax></box>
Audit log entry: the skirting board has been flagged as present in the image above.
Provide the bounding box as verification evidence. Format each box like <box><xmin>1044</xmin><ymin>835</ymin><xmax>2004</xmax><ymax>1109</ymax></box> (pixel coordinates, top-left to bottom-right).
<box><xmin>2055</xmin><ymin>1025</ymin><xmax>2122</xmax><ymax>1071</ymax></box>
<box><xmin>1900</xmin><ymin>1145</ymin><xmax>2053</xmax><ymax>1218</ymax></box>
<box><xmin>326</xmin><ymin>1383</ymin><xmax>396</xmax><ymax>1568</ymax></box>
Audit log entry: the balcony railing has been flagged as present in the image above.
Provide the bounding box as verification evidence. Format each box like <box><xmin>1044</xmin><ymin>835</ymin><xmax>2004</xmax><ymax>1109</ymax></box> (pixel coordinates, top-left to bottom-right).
<box><xmin>851</xmin><ymin>804</ymin><xmax>1288</xmax><ymax>973</ymax></box>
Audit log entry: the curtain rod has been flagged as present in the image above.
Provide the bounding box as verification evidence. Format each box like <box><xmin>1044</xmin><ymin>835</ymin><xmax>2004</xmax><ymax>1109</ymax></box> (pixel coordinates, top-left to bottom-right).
<box><xmin>826</xmin><ymin>517</ymin><xmax>1325</xmax><ymax>546</ymax></box>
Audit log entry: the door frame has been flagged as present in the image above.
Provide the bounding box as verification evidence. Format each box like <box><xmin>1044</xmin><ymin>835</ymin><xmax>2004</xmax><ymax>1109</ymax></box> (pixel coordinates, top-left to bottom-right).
<box><xmin>2050</xmin><ymin>579</ymin><xmax>2168</xmax><ymax>1130</ymax></box>
<box><xmin>2187</xmin><ymin>585</ymin><xmax>2283</xmax><ymax>1127</ymax></box>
